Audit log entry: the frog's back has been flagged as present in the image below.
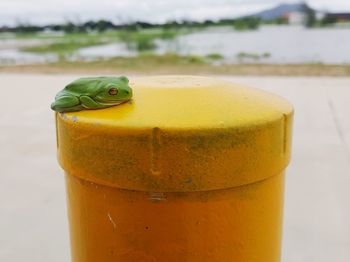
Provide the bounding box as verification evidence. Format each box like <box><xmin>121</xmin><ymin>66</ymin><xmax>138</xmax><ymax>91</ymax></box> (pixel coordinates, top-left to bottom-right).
<box><xmin>57</xmin><ymin>76</ymin><xmax>124</xmax><ymax>99</ymax></box>
<box><xmin>63</xmin><ymin>77</ymin><xmax>104</xmax><ymax>96</ymax></box>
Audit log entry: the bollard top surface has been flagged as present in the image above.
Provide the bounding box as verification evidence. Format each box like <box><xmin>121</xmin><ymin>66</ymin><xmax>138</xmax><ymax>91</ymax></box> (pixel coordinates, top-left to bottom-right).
<box><xmin>56</xmin><ymin>75</ymin><xmax>293</xmax><ymax>192</ymax></box>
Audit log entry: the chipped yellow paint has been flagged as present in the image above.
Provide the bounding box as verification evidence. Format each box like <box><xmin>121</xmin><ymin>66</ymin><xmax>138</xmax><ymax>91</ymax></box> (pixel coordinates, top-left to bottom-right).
<box><xmin>56</xmin><ymin>76</ymin><xmax>293</xmax><ymax>262</ymax></box>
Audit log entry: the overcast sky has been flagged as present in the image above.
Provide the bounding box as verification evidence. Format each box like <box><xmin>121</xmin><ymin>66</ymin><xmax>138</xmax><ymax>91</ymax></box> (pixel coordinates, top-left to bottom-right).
<box><xmin>1</xmin><ymin>0</ymin><xmax>350</xmax><ymax>26</ymax></box>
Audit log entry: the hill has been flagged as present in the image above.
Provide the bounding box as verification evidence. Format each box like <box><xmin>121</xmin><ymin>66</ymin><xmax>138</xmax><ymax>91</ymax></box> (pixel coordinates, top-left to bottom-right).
<box><xmin>251</xmin><ymin>2</ymin><xmax>312</xmax><ymax>20</ymax></box>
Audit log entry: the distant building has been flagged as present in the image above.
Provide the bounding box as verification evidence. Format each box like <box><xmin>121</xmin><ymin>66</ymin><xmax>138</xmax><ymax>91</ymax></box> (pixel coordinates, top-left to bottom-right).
<box><xmin>328</xmin><ymin>13</ymin><xmax>350</xmax><ymax>22</ymax></box>
<box><xmin>284</xmin><ymin>11</ymin><xmax>307</xmax><ymax>25</ymax></box>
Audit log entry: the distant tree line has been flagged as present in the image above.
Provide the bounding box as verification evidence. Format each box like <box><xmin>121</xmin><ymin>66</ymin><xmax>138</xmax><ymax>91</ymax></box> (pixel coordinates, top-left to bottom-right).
<box><xmin>0</xmin><ymin>20</ymin><xmax>149</xmax><ymax>33</ymax></box>
<box><xmin>1</xmin><ymin>11</ymin><xmax>348</xmax><ymax>34</ymax></box>
<box><xmin>0</xmin><ymin>17</ymin><xmax>265</xmax><ymax>34</ymax></box>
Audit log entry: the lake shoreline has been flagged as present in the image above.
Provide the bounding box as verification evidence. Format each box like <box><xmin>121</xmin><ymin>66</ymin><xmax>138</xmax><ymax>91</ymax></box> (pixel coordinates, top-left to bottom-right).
<box><xmin>1</xmin><ymin>62</ymin><xmax>350</xmax><ymax>76</ymax></box>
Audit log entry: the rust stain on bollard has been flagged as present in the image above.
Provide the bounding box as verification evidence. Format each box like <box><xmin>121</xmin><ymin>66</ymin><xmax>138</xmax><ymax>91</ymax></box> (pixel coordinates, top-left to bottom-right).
<box><xmin>55</xmin><ymin>76</ymin><xmax>293</xmax><ymax>262</ymax></box>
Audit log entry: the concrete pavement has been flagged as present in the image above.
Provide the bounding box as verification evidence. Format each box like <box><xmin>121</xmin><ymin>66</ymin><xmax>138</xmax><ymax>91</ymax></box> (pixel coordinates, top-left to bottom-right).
<box><xmin>0</xmin><ymin>74</ymin><xmax>349</xmax><ymax>262</ymax></box>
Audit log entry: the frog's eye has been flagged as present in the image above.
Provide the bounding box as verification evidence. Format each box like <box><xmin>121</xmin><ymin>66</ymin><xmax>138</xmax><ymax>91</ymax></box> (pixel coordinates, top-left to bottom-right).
<box><xmin>108</xmin><ymin>88</ymin><xmax>118</xmax><ymax>95</ymax></box>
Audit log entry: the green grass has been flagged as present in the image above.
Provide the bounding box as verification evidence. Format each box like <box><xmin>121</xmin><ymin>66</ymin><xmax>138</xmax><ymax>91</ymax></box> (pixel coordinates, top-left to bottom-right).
<box><xmin>118</xmin><ymin>30</ymin><xmax>178</xmax><ymax>52</ymax></box>
<box><xmin>205</xmin><ymin>53</ymin><xmax>224</xmax><ymax>61</ymax></box>
<box><xmin>15</xmin><ymin>28</ymin><xmax>180</xmax><ymax>55</ymax></box>
<box><xmin>79</xmin><ymin>53</ymin><xmax>206</xmax><ymax>69</ymax></box>
<box><xmin>21</xmin><ymin>39</ymin><xmax>106</xmax><ymax>54</ymax></box>
<box><xmin>42</xmin><ymin>53</ymin><xmax>207</xmax><ymax>73</ymax></box>
<box><xmin>2</xmin><ymin>54</ymin><xmax>350</xmax><ymax>76</ymax></box>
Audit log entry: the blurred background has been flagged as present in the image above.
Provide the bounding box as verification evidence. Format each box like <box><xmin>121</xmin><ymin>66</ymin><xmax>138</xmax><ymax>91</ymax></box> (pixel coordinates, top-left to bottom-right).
<box><xmin>0</xmin><ymin>0</ymin><xmax>349</xmax><ymax>262</ymax></box>
<box><xmin>0</xmin><ymin>0</ymin><xmax>350</xmax><ymax>74</ymax></box>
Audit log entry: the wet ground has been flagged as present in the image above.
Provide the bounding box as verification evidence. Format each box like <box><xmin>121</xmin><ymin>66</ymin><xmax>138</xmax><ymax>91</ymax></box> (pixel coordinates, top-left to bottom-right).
<box><xmin>0</xmin><ymin>74</ymin><xmax>349</xmax><ymax>261</ymax></box>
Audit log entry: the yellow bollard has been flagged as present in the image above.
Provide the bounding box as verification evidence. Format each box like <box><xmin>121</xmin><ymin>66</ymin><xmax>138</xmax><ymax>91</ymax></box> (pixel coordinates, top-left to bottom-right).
<box><xmin>55</xmin><ymin>76</ymin><xmax>293</xmax><ymax>262</ymax></box>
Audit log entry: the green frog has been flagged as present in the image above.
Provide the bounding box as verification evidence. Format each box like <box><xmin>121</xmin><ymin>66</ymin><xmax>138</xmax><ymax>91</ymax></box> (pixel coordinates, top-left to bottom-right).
<box><xmin>51</xmin><ymin>76</ymin><xmax>133</xmax><ymax>112</ymax></box>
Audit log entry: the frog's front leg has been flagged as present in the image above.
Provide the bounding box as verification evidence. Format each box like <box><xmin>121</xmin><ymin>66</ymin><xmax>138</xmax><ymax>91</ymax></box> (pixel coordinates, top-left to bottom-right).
<box><xmin>51</xmin><ymin>95</ymin><xmax>82</xmax><ymax>112</ymax></box>
<box><xmin>79</xmin><ymin>96</ymin><xmax>106</xmax><ymax>109</ymax></box>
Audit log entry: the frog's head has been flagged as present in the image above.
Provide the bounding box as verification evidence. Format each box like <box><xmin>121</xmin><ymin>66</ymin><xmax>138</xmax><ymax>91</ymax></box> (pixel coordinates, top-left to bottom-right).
<box><xmin>93</xmin><ymin>76</ymin><xmax>133</xmax><ymax>105</ymax></box>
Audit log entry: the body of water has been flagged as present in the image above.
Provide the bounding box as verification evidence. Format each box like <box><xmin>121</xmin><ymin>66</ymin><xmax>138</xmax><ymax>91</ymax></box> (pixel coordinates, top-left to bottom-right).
<box><xmin>1</xmin><ymin>25</ymin><xmax>350</xmax><ymax>65</ymax></box>
<box><xmin>171</xmin><ymin>25</ymin><xmax>350</xmax><ymax>64</ymax></box>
